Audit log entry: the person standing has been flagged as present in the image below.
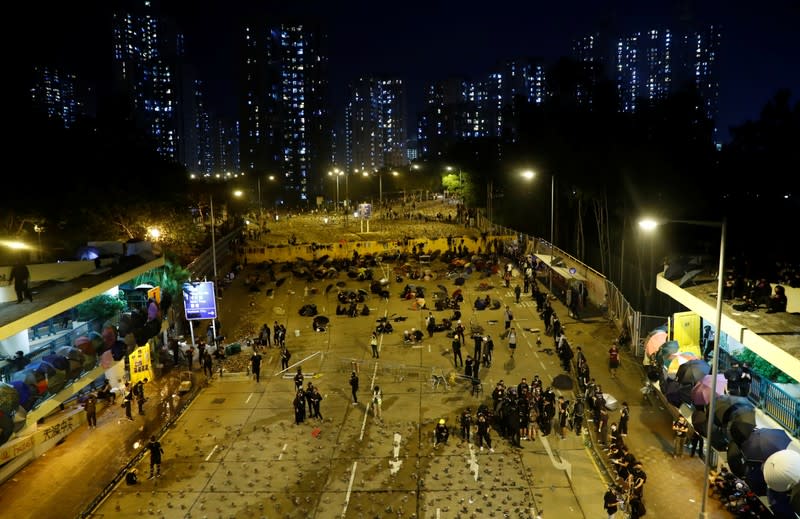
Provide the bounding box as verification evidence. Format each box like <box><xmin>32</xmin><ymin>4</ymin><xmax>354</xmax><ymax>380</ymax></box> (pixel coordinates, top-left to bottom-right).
<box><xmin>349</xmin><ymin>371</ymin><xmax>359</xmax><ymax>405</ymax></box>
<box><xmin>504</xmin><ymin>306</ymin><xmax>514</xmax><ymax>330</ymax></box>
<box><xmin>426</xmin><ymin>312</ymin><xmax>436</xmax><ymax>338</ymax></box>
<box><xmin>133</xmin><ymin>379</ymin><xmax>147</xmax><ymax>415</ymax></box>
<box><xmin>476</xmin><ymin>410</ymin><xmax>493</xmax><ymax>452</ymax></box>
<box><xmin>460</xmin><ymin>407</ymin><xmax>473</xmax><ymax>443</ymax></box>
<box><xmin>572</xmin><ymin>397</ymin><xmax>585</xmax><ymax>435</ymax></box>
<box><xmin>250</xmin><ymin>350</ymin><xmax>262</xmax><ymax>382</ymax></box>
<box><xmin>452</xmin><ymin>336</ymin><xmax>463</xmax><ymax>367</ymax></box>
<box><xmin>371</xmin><ymin>386</ymin><xmax>382</xmax><ymax>421</ymax></box>
<box><xmin>84</xmin><ymin>392</ymin><xmax>98</xmax><ymax>429</ymax></box>
<box><xmin>293</xmin><ymin>389</ymin><xmax>306</xmax><ymax>424</ymax></box>
<box><xmin>8</xmin><ymin>260</ymin><xmax>33</xmax><ymax>303</ymax></box>
<box><xmin>122</xmin><ymin>382</ymin><xmax>134</xmax><ymax>421</ymax></box>
<box><xmin>619</xmin><ymin>402</ymin><xmax>630</xmax><ymax>436</ymax></box>
<box><xmin>672</xmin><ymin>415</ymin><xmax>689</xmax><ymax>457</ymax></box>
<box><xmin>689</xmin><ymin>427</ymin><xmax>704</xmax><ymax>458</ymax></box>
<box><xmin>146</xmin><ymin>435</ymin><xmax>164</xmax><ymax>478</ymax></box>
<box><xmin>603</xmin><ymin>485</ymin><xmax>619</xmax><ymax>518</ymax></box>
<box><xmin>608</xmin><ymin>343</ymin><xmax>620</xmax><ymax>378</ymax></box>
<box><xmin>508</xmin><ymin>329</ymin><xmax>517</xmax><ymax>358</ymax></box>
<box><xmin>186</xmin><ymin>345</ymin><xmax>194</xmax><ymax>371</ymax></box>
<box><xmin>514</xmin><ymin>284</ymin><xmax>522</xmax><ymax>304</ymax></box>
<box><xmin>370</xmin><ymin>332</ymin><xmax>379</xmax><ymax>358</ymax></box>
<box><xmin>294</xmin><ymin>367</ymin><xmax>304</xmax><ymax>391</ymax></box>
<box><xmin>280</xmin><ymin>347</ymin><xmax>291</xmax><ymax>370</ymax></box>
<box><xmin>203</xmin><ymin>351</ymin><xmax>213</xmax><ymax>377</ymax></box>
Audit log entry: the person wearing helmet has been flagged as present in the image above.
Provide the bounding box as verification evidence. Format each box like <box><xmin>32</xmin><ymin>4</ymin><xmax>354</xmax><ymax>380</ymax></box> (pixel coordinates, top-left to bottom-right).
<box><xmin>434</xmin><ymin>418</ymin><xmax>449</xmax><ymax>447</ymax></box>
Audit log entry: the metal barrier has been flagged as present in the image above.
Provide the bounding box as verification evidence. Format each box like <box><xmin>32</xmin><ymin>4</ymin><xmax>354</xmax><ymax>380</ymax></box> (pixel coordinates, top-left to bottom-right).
<box><xmin>749</xmin><ymin>372</ymin><xmax>800</xmax><ymax>437</ymax></box>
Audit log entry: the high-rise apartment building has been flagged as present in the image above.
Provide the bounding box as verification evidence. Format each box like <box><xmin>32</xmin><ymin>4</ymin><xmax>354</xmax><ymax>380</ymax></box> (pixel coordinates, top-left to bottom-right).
<box><xmin>416</xmin><ymin>59</ymin><xmax>546</xmax><ymax>158</ymax></box>
<box><xmin>111</xmin><ymin>0</ymin><xmax>188</xmax><ymax>164</ymax></box>
<box><xmin>239</xmin><ymin>23</ymin><xmax>330</xmax><ymax>202</ymax></box>
<box><xmin>29</xmin><ymin>66</ymin><xmax>90</xmax><ymax>128</ymax></box>
<box><xmin>345</xmin><ymin>78</ymin><xmax>408</xmax><ymax>173</ymax></box>
<box><xmin>576</xmin><ymin>24</ymin><xmax>720</xmax><ymax>121</ymax></box>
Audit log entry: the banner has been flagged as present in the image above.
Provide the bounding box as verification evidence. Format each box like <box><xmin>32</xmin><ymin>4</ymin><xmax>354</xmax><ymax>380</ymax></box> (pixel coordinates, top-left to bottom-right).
<box><xmin>129</xmin><ymin>345</ymin><xmax>153</xmax><ymax>384</ymax></box>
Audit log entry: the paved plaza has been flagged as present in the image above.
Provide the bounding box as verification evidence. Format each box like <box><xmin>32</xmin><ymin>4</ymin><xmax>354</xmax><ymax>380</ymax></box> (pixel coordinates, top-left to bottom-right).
<box><xmin>1</xmin><ymin>249</ymin><xmax>729</xmax><ymax>518</ymax></box>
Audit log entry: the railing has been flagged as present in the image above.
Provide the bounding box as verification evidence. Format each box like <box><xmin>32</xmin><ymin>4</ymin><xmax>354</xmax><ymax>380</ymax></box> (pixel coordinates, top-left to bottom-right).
<box><xmin>748</xmin><ymin>372</ymin><xmax>800</xmax><ymax>437</ymax></box>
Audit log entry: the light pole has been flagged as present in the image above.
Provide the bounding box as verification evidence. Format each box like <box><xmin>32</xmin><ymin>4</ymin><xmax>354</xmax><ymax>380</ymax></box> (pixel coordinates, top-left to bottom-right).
<box><xmin>522</xmin><ymin>170</ymin><xmax>555</xmax><ymax>296</ymax></box>
<box><xmin>639</xmin><ymin>217</ymin><xmax>726</xmax><ymax>519</ymax></box>
<box><xmin>328</xmin><ymin>169</ymin><xmax>343</xmax><ymax>209</ymax></box>
<box><xmin>34</xmin><ymin>224</ymin><xmax>45</xmax><ymax>262</ymax></box>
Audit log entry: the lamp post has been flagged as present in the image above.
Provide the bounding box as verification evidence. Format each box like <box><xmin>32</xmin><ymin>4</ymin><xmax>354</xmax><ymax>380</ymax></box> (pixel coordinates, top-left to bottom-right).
<box><xmin>638</xmin><ymin>217</ymin><xmax>726</xmax><ymax>519</ymax></box>
<box><xmin>328</xmin><ymin>169</ymin><xmax>343</xmax><ymax>209</ymax></box>
<box><xmin>522</xmin><ymin>170</ymin><xmax>555</xmax><ymax>296</ymax></box>
<box><xmin>33</xmin><ymin>224</ymin><xmax>45</xmax><ymax>262</ymax></box>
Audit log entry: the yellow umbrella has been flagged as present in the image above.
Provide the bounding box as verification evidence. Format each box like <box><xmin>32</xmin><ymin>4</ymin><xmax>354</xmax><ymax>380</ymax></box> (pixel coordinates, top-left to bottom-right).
<box><xmin>667</xmin><ymin>352</ymin><xmax>698</xmax><ymax>376</ymax></box>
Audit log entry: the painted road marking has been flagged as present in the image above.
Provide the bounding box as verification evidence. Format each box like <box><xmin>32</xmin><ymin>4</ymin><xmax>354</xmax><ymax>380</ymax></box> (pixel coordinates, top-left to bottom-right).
<box><xmin>467</xmin><ymin>443</ymin><xmax>480</xmax><ymax>481</ymax></box>
<box><xmin>389</xmin><ymin>432</ymin><xmax>403</xmax><ymax>475</ymax></box>
<box><xmin>278</xmin><ymin>443</ymin><xmax>288</xmax><ymax>460</ymax></box>
<box><xmin>245</xmin><ymin>393</ymin><xmax>253</xmax><ymax>404</ymax></box>
<box><xmin>342</xmin><ymin>461</ymin><xmax>358</xmax><ymax>517</ymax></box>
<box><xmin>539</xmin><ymin>435</ymin><xmax>573</xmax><ymax>480</ymax></box>
<box><xmin>205</xmin><ymin>444</ymin><xmax>218</xmax><ymax>461</ymax></box>
<box><xmin>359</xmin><ymin>362</ymin><xmax>380</xmax><ymax>441</ymax></box>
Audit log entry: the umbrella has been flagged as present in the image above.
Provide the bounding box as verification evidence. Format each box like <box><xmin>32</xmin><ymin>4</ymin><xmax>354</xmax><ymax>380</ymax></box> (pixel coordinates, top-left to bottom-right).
<box><xmin>728</xmin><ymin>419</ymin><xmax>757</xmax><ymax>446</ymax></box>
<box><xmin>99</xmin><ymin>349</ymin><xmax>115</xmax><ymax>369</ymax></box>
<box><xmin>11</xmin><ymin>380</ymin><xmax>36</xmax><ymax>411</ymax></box>
<box><xmin>552</xmin><ymin>374</ymin><xmax>573</xmax><ymax>390</ymax></box>
<box><xmin>0</xmin><ymin>383</ymin><xmax>20</xmax><ymax>415</ymax></box>
<box><xmin>663</xmin><ymin>380</ymin><xmax>693</xmax><ymax>407</ymax></box>
<box><xmin>667</xmin><ymin>352</ymin><xmax>698</xmax><ymax>376</ymax></box>
<box><xmin>602</xmin><ymin>393</ymin><xmax>619</xmax><ymax>410</ymax></box>
<box><xmin>656</xmin><ymin>341</ymin><xmax>680</xmax><ymax>367</ymax></box>
<box><xmin>28</xmin><ymin>360</ymin><xmax>58</xmax><ymax>377</ymax></box>
<box><xmin>676</xmin><ymin>359</ymin><xmax>711</xmax><ymax>386</ymax></box>
<box><xmin>690</xmin><ymin>374</ymin><xmax>727</xmax><ymax>406</ymax></box>
<box><xmin>741</xmin><ymin>428</ymin><xmax>793</xmax><ymax>464</ymax></box>
<box><xmin>645</xmin><ymin>329</ymin><xmax>669</xmax><ymax>356</ymax></box>
<box><xmin>763</xmin><ymin>449</ymin><xmax>800</xmax><ymax>493</ymax></box>
<box><xmin>727</xmin><ymin>441</ymin><xmax>749</xmax><ymax>477</ymax></box>
<box><xmin>678</xmin><ymin>268</ymin><xmax>703</xmax><ymax>288</ymax></box>
<box><xmin>714</xmin><ymin>395</ymin><xmax>753</xmax><ymax>426</ymax></box>
<box><xmin>691</xmin><ymin>409</ymin><xmax>708</xmax><ymax>432</ymax></box>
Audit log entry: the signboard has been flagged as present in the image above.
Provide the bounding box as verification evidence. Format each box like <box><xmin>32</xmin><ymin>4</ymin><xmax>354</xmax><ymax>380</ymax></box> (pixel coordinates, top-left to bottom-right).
<box><xmin>147</xmin><ymin>286</ymin><xmax>161</xmax><ymax>304</ymax></box>
<box><xmin>358</xmin><ymin>203</ymin><xmax>372</xmax><ymax>219</ymax></box>
<box><xmin>182</xmin><ymin>281</ymin><xmax>217</xmax><ymax>320</ymax></box>
<box><xmin>129</xmin><ymin>344</ymin><xmax>153</xmax><ymax>384</ymax></box>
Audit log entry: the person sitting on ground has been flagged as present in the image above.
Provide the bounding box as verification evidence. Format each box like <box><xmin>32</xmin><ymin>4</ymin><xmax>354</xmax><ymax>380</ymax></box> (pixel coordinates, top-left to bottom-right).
<box><xmin>767</xmin><ymin>285</ymin><xmax>787</xmax><ymax>313</ymax></box>
<box><xmin>97</xmin><ymin>378</ymin><xmax>116</xmax><ymax>403</ymax></box>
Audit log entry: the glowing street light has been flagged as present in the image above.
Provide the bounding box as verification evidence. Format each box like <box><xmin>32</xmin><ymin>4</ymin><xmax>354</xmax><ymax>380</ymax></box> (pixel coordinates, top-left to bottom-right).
<box><xmin>639</xmin><ymin>216</ymin><xmax>727</xmax><ymax>519</ymax></box>
<box><xmin>521</xmin><ymin>169</ymin><xmax>555</xmax><ymax>296</ymax></box>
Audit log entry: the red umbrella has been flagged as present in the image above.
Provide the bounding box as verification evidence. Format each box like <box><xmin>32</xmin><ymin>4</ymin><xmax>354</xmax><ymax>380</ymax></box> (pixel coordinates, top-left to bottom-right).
<box><xmin>644</xmin><ymin>329</ymin><xmax>668</xmax><ymax>356</ymax></box>
<box><xmin>691</xmin><ymin>374</ymin><xmax>728</xmax><ymax>406</ymax></box>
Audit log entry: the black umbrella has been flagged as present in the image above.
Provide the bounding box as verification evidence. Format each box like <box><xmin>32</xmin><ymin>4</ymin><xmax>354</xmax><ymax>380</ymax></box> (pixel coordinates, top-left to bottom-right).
<box><xmin>741</xmin><ymin>428</ymin><xmax>792</xmax><ymax>464</ymax></box>
<box><xmin>275</xmin><ymin>277</ymin><xmax>287</xmax><ymax>287</ymax></box>
<box><xmin>552</xmin><ymin>374</ymin><xmax>573</xmax><ymax>390</ymax></box>
<box><xmin>727</xmin><ymin>442</ymin><xmax>749</xmax><ymax>477</ymax></box>
<box><xmin>336</xmin><ymin>281</ymin><xmax>347</xmax><ymax>287</ymax></box>
<box><xmin>676</xmin><ymin>359</ymin><xmax>711</xmax><ymax>386</ymax></box>
<box><xmin>325</xmin><ymin>284</ymin><xmax>334</xmax><ymax>295</ymax></box>
<box><xmin>663</xmin><ymin>379</ymin><xmax>692</xmax><ymax>407</ymax></box>
<box><xmin>710</xmin><ymin>425</ymin><xmax>730</xmax><ymax>451</ymax></box>
<box><xmin>728</xmin><ymin>419</ymin><xmax>757</xmax><ymax>446</ymax></box>
<box><xmin>714</xmin><ymin>395</ymin><xmax>754</xmax><ymax>427</ymax></box>
<box><xmin>691</xmin><ymin>409</ymin><xmax>708</xmax><ymax>433</ymax></box>
<box><xmin>437</xmin><ymin>284</ymin><xmax>449</xmax><ymax>295</ymax></box>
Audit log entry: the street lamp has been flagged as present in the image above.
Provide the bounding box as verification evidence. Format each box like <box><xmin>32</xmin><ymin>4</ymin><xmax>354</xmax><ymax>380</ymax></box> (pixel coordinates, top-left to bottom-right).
<box><xmin>521</xmin><ymin>170</ymin><xmax>555</xmax><ymax>296</ymax></box>
<box><xmin>328</xmin><ymin>169</ymin><xmax>343</xmax><ymax>208</ymax></box>
<box><xmin>257</xmin><ymin>174</ymin><xmax>276</xmax><ymax>214</ymax></box>
<box><xmin>363</xmin><ymin>170</ymin><xmax>398</xmax><ymax>205</ymax></box>
<box><xmin>446</xmin><ymin>165</ymin><xmax>463</xmax><ymax>200</ymax></box>
<box><xmin>34</xmin><ymin>224</ymin><xmax>45</xmax><ymax>262</ymax></box>
<box><xmin>638</xmin><ymin>216</ymin><xmax>726</xmax><ymax>519</ymax></box>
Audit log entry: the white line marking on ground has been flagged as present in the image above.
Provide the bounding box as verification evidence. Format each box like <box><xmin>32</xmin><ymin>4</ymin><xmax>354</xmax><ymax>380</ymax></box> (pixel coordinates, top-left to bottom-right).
<box><xmin>342</xmin><ymin>461</ymin><xmax>358</xmax><ymax>517</ymax></box>
<box><xmin>538</xmin><ymin>435</ymin><xmax>573</xmax><ymax>480</ymax></box>
<box><xmin>389</xmin><ymin>432</ymin><xmax>403</xmax><ymax>475</ymax></box>
<box><xmin>205</xmin><ymin>444</ymin><xmax>218</xmax><ymax>461</ymax></box>
<box><xmin>277</xmin><ymin>443</ymin><xmax>288</xmax><ymax>460</ymax></box>
<box><xmin>467</xmin><ymin>443</ymin><xmax>480</xmax><ymax>481</ymax></box>
<box><xmin>245</xmin><ymin>393</ymin><xmax>253</xmax><ymax>404</ymax></box>
<box><xmin>359</xmin><ymin>362</ymin><xmax>380</xmax><ymax>441</ymax></box>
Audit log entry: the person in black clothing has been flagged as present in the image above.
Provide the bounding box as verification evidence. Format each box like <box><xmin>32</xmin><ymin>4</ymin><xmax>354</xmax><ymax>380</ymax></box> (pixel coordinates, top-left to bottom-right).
<box><xmin>293</xmin><ymin>390</ymin><xmax>306</xmax><ymax>424</ymax></box>
<box><xmin>133</xmin><ymin>379</ymin><xmax>147</xmax><ymax>415</ymax></box>
<box><xmin>10</xmin><ymin>351</ymin><xmax>29</xmax><ymax>372</ymax></box>
<box><xmin>739</xmin><ymin>363</ymin><xmax>752</xmax><ymax>396</ymax></box>
<box><xmin>203</xmin><ymin>351</ymin><xmax>213</xmax><ymax>377</ymax></box>
<box><xmin>349</xmin><ymin>371</ymin><xmax>359</xmax><ymax>404</ymax></box>
<box><xmin>8</xmin><ymin>260</ymin><xmax>33</xmax><ymax>303</ymax></box>
<box><xmin>452</xmin><ymin>337</ymin><xmax>463</xmax><ymax>367</ymax></box>
<box><xmin>294</xmin><ymin>367</ymin><xmax>304</xmax><ymax>391</ymax></box>
<box><xmin>305</xmin><ymin>382</ymin><xmax>316</xmax><ymax>415</ymax></box>
<box><xmin>280</xmin><ymin>347</ymin><xmax>291</xmax><ymax>370</ymax></box>
<box><xmin>250</xmin><ymin>351</ymin><xmax>262</xmax><ymax>382</ymax></box>
<box><xmin>603</xmin><ymin>486</ymin><xmax>619</xmax><ymax>518</ymax></box>
<box><xmin>460</xmin><ymin>408</ymin><xmax>473</xmax><ymax>442</ymax></box>
<box><xmin>310</xmin><ymin>386</ymin><xmax>323</xmax><ymax>420</ymax></box>
<box><xmin>146</xmin><ymin>435</ymin><xmax>164</xmax><ymax>478</ymax></box>
<box><xmin>514</xmin><ymin>284</ymin><xmax>521</xmax><ymax>304</ymax></box>
<box><xmin>122</xmin><ymin>382</ymin><xmax>134</xmax><ymax>420</ymax></box>
<box><xmin>619</xmin><ymin>401</ymin><xmax>630</xmax><ymax>436</ymax></box>
<box><xmin>476</xmin><ymin>411</ymin><xmax>493</xmax><ymax>452</ymax></box>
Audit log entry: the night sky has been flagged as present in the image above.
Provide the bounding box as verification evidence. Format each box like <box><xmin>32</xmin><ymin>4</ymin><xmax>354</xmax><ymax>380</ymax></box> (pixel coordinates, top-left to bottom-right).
<box><xmin>24</xmin><ymin>0</ymin><xmax>799</xmax><ymax>143</ymax></box>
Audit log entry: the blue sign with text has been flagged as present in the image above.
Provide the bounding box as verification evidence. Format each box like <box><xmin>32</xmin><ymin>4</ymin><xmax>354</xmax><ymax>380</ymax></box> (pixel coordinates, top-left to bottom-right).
<box><xmin>182</xmin><ymin>281</ymin><xmax>217</xmax><ymax>320</ymax></box>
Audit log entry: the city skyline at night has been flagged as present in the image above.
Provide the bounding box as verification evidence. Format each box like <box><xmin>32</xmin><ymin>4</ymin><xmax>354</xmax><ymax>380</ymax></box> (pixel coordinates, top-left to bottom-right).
<box><xmin>22</xmin><ymin>0</ymin><xmax>799</xmax><ymax>146</ymax></box>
